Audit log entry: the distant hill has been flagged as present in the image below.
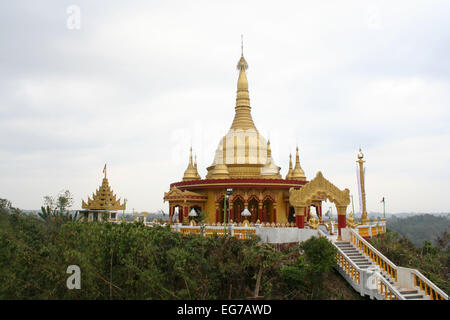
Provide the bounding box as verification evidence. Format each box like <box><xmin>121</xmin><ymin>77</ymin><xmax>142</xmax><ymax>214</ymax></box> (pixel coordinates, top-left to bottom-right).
<box><xmin>384</xmin><ymin>214</ymin><xmax>450</xmax><ymax>247</ymax></box>
<box><xmin>367</xmin><ymin>212</ymin><xmax>450</xmax><ymax>219</ymax></box>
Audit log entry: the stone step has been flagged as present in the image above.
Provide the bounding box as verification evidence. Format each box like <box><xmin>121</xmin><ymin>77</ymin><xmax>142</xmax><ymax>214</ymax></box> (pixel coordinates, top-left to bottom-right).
<box><xmin>404</xmin><ymin>294</ymin><xmax>424</xmax><ymax>299</ymax></box>
<box><xmin>399</xmin><ymin>290</ymin><xmax>419</xmax><ymax>295</ymax></box>
<box><xmin>351</xmin><ymin>260</ymin><xmax>371</xmax><ymax>264</ymax></box>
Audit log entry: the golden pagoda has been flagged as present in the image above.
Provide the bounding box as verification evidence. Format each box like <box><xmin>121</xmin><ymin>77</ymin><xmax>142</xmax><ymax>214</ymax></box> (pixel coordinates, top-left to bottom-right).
<box><xmin>81</xmin><ymin>166</ymin><xmax>126</xmax><ymax>221</ymax></box>
<box><xmin>164</xmin><ymin>45</ymin><xmax>325</xmax><ymax>225</ymax></box>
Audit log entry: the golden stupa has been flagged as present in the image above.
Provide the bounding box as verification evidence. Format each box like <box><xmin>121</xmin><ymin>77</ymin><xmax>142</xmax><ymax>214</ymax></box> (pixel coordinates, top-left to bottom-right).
<box><xmin>163</xmin><ymin>46</ymin><xmax>328</xmax><ymax>225</ymax></box>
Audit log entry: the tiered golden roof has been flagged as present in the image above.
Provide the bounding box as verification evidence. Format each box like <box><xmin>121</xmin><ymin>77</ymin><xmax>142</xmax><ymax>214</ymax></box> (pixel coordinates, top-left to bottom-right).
<box><xmin>82</xmin><ymin>171</ymin><xmax>126</xmax><ymax>211</ymax></box>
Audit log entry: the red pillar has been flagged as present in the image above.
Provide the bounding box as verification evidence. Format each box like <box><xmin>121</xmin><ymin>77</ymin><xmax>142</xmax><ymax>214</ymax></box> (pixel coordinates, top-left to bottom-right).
<box><xmin>273</xmin><ymin>207</ymin><xmax>277</xmax><ymax>223</ymax></box>
<box><xmin>169</xmin><ymin>206</ymin><xmax>173</xmax><ymax>223</ymax></box>
<box><xmin>317</xmin><ymin>205</ymin><xmax>322</xmax><ymax>221</ymax></box>
<box><xmin>183</xmin><ymin>206</ymin><xmax>188</xmax><ymax>222</ymax></box>
<box><xmin>338</xmin><ymin>214</ymin><xmax>346</xmax><ymax>237</ymax></box>
<box><xmin>296</xmin><ymin>215</ymin><xmax>304</xmax><ymax>228</ymax></box>
<box><xmin>215</xmin><ymin>206</ymin><xmax>219</xmax><ymax>223</ymax></box>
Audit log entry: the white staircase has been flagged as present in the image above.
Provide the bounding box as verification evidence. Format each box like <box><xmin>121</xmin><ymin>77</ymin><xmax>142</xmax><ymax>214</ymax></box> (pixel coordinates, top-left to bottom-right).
<box><xmin>335</xmin><ymin>241</ymin><xmax>425</xmax><ymax>299</ymax></box>
<box><xmin>320</xmin><ymin>228</ymin><xmax>448</xmax><ymax>300</ymax></box>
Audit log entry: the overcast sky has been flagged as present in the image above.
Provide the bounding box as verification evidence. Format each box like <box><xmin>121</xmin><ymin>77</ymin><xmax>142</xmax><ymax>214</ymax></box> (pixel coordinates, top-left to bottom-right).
<box><xmin>1</xmin><ymin>1</ymin><xmax>449</xmax><ymax>214</ymax></box>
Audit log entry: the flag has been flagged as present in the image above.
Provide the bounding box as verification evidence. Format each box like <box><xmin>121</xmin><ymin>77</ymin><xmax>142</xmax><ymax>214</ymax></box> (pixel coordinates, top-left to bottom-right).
<box><xmin>380</xmin><ymin>197</ymin><xmax>385</xmax><ymax>203</ymax></box>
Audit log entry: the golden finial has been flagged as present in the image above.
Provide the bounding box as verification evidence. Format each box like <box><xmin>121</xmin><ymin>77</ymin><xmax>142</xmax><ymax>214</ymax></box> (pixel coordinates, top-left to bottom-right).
<box><xmin>237</xmin><ymin>35</ymin><xmax>248</xmax><ymax>70</ymax></box>
<box><xmin>358</xmin><ymin>147</ymin><xmax>364</xmax><ymax>160</ymax></box>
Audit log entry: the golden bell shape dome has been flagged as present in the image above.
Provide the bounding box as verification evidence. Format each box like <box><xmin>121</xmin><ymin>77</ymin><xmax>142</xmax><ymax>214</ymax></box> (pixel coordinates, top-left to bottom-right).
<box><xmin>291</xmin><ymin>146</ymin><xmax>306</xmax><ymax>180</ymax></box>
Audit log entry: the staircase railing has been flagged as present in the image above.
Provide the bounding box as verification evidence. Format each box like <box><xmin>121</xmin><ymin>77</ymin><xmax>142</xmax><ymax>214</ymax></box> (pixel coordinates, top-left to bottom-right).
<box><xmin>335</xmin><ymin>245</ymin><xmax>361</xmax><ymax>287</ymax></box>
<box><xmin>373</xmin><ymin>271</ymin><xmax>404</xmax><ymax>300</ymax></box>
<box><xmin>349</xmin><ymin>228</ymin><xmax>448</xmax><ymax>300</ymax></box>
<box><xmin>330</xmin><ymin>233</ymin><xmax>404</xmax><ymax>300</ymax></box>
<box><xmin>410</xmin><ymin>269</ymin><xmax>448</xmax><ymax>300</ymax></box>
<box><xmin>349</xmin><ymin>229</ymin><xmax>398</xmax><ymax>281</ymax></box>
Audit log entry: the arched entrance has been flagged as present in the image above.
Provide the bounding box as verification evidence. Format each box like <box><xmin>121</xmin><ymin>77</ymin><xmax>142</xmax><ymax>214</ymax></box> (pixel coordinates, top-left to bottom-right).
<box><xmin>289</xmin><ymin>171</ymin><xmax>350</xmax><ymax>239</ymax></box>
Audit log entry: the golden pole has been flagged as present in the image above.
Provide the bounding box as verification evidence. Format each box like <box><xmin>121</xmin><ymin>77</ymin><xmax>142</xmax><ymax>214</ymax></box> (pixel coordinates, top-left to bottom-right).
<box><xmin>357</xmin><ymin>149</ymin><xmax>368</xmax><ymax>224</ymax></box>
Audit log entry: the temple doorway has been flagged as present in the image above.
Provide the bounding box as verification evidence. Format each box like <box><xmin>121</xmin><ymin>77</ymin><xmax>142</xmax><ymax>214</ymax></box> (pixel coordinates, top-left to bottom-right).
<box><xmin>263</xmin><ymin>198</ymin><xmax>274</xmax><ymax>223</ymax></box>
<box><xmin>248</xmin><ymin>198</ymin><xmax>259</xmax><ymax>223</ymax></box>
<box><xmin>233</xmin><ymin>197</ymin><xmax>244</xmax><ymax>223</ymax></box>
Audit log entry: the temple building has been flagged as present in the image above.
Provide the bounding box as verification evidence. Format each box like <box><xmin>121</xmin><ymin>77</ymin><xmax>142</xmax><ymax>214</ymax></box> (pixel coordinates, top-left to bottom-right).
<box><xmin>80</xmin><ymin>167</ymin><xmax>126</xmax><ymax>222</ymax></box>
<box><xmin>164</xmin><ymin>50</ymin><xmax>325</xmax><ymax>225</ymax></box>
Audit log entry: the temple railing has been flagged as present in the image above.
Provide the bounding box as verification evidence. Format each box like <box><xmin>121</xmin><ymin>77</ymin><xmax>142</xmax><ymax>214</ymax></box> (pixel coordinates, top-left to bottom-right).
<box><xmin>347</xmin><ymin>228</ymin><xmax>448</xmax><ymax>300</ymax></box>
<box><xmin>354</xmin><ymin>220</ymin><xmax>386</xmax><ymax>237</ymax></box>
<box><xmin>170</xmin><ymin>224</ymin><xmax>257</xmax><ymax>240</ymax></box>
<box><xmin>349</xmin><ymin>229</ymin><xmax>398</xmax><ymax>281</ymax></box>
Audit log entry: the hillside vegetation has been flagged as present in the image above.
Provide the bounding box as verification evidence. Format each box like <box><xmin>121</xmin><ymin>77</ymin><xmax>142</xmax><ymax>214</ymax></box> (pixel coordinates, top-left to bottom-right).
<box><xmin>0</xmin><ymin>199</ymin><xmax>361</xmax><ymax>300</ymax></box>
<box><xmin>386</xmin><ymin>214</ymin><xmax>449</xmax><ymax>247</ymax></box>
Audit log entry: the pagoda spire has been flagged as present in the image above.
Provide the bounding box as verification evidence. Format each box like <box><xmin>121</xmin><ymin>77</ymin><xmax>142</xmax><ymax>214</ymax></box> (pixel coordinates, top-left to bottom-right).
<box><xmin>230</xmin><ymin>36</ymin><xmax>257</xmax><ymax>131</ymax></box>
<box><xmin>194</xmin><ymin>154</ymin><xmax>201</xmax><ymax>179</ymax></box>
<box><xmin>285</xmin><ymin>153</ymin><xmax>293</xmax><ymax>179</ymax></box>
<box><xmin>291</xmin><ymin>146</ymin><xmax>306</xmax><ymax>180</ymax></box>
<box><xmin>183</xmin><ymin>147</ymin><xmax>201</xmax><ymax>181</ymax></box>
